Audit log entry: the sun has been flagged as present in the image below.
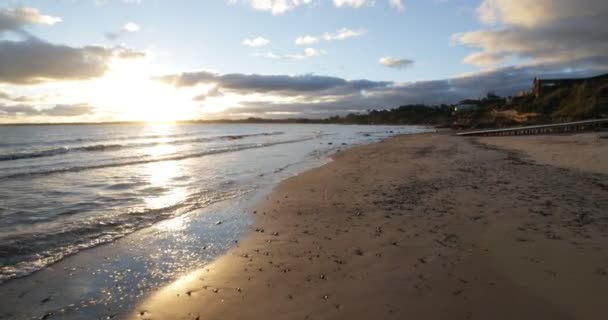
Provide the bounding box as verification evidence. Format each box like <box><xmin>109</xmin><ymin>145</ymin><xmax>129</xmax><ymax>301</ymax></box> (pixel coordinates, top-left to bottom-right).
<box><xmin>81</xmin><ymin>58</ymin><xmax>199</xmax><ymax>122</ymax></box>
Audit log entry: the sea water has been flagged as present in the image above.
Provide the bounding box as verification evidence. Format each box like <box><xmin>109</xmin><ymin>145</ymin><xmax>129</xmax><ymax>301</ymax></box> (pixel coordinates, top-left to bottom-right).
<box><xmin>0</xmin><ymin>123</ymin><xmax>427</xmax><ymax>319</ymax></box>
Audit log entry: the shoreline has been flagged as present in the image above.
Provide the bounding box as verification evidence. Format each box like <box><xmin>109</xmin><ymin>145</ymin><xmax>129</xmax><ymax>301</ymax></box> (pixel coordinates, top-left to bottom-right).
<box><xmin>132</xmin><ymin>131</ymin><xmax>608</xmax><ymax>319</ymax></box>
<box><xmin>0</xmin><ymin>125</ymin><xmax>427</xmax><ymax>320</ymax></box>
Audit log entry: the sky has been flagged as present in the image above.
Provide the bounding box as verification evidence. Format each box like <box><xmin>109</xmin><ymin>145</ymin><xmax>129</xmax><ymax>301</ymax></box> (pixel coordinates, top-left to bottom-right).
<box><xmin>0</xmin><ymin>0</ymin><xmax>607</xmax><ymax>123</ymax></box>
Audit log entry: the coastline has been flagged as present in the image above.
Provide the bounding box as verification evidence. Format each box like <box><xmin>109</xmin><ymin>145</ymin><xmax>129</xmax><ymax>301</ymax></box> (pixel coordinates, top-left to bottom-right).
<box><xmin>0</xmin><ymin>125</ymin><xmax>427</xmax><ymax>320</ymax></box>
<box><xmin>132</xmin><ymin>131</ymin><xmax>608</xmax><ymax>319</ymax></box>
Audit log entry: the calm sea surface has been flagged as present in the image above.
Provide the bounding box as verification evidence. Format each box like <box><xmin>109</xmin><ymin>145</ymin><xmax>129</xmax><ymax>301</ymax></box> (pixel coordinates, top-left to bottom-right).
<box><xmin>0</xmin><ymin>123</ymin><xmax>427</xmax><ymax>319</ymax></box>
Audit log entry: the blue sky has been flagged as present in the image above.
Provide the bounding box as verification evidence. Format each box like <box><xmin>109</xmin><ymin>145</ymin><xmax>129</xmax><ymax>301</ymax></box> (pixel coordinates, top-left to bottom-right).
<box><xmin>29</xmin><ymin>0</ymin><xmax>479</xmax><ymax>81</ymax></box>
<box><xmin>0</xmin><ymin>0</ymin><xmax>607</xmax><ymax>122</ymax></box>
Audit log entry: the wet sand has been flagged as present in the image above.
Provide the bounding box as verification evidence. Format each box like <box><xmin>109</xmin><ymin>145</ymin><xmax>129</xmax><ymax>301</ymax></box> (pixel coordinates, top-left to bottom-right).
<box><xmin>132</xmin><ymin>132</ymin><xmax>608</xmax><ymax>320</ymax></box>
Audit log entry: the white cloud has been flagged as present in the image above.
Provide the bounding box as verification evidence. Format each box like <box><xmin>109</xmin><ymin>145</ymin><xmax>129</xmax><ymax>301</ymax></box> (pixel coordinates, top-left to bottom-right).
<box><xmin>106</xmin><ymin>22</ymin><xmax>141</xmax><ymax>40</ymax></box>
<box><xmin>230</xmin><ymin>0</ymin><xmax>403</xmax><ymax>13</ymax></box>
<box><xmin>294</xmin><ymin>28</ymin><xmax>365</xmax><ymax>49</ymax></box>
<box><xmin>295</xmin><ymin>36</ymin><xmax>318</xmax><ymax>46</ymax></box>
<box><xmin>322</xmin><ymin>27</ymin><xmax>367</xmax><ymax>41</ymax></box>
<box><xmin>242</xmin><ymin>37</ymin><xmax>271</xmax><ymax>47</ymax></box>
<box><xmin>229</xmin><ymin>0</ymin><xmax>314</xmax><ymax>15</ymax></box>
<box><xmin>379</xmin><ymin>56</ymin><xmax>414</xmax><ymax>69</ymax></box>
<box><xmin>332</xmin><ymin>0</ymin><xmax>372</xmax><ymax>8</ymax></box>
<box><xmin>122</xmin><ymin>22</ymin><xmax>140</xmax><ymax>32</ymax></box>
<box><xmin>389</xmin><ymin>0</ymin><xmax>405</xmax><ymax>11</ymax></box>
<box><xmin>253</xmin><ymin>47</ymin><xmax>326</xmax><ymax>60</ymax></box>
<box><xmin>304</xmin><ymin>47</ymin><xmax>326</xmax><ymax>57</ymax></box>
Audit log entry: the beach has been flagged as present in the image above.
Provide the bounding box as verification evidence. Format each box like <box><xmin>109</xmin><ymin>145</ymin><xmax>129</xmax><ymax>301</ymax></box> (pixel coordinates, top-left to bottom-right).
<box><xmin>0</xmin><ymin>124</ymin><xmax>425</xmax><ymax>319</ymax></box>
<box><xmin>132</xmin><ymin>131</ymin><xmax>608</xmax><ymax>319</ymax></box>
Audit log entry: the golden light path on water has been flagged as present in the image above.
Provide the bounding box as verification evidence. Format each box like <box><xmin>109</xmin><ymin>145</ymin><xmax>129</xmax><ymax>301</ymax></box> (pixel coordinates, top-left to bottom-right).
<box><xmin>141</xmin><ymin>123</ymin><xmax>189</xmax><ymax>219</ymax></box>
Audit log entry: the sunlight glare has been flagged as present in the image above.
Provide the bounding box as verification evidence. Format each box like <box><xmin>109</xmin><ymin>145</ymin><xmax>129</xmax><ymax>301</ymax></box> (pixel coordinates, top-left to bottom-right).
<box><xmin>83</xmin><ymin>58</ymin><xmax>199</xmax><ymax>122</ymax></box>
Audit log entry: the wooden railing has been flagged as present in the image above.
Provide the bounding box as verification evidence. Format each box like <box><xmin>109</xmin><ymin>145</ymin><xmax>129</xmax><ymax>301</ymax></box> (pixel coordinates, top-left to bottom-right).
<box><xmin>455</xmin><ymin>118</ymin><xmax>608</xmax><ymax>136</ymax></box>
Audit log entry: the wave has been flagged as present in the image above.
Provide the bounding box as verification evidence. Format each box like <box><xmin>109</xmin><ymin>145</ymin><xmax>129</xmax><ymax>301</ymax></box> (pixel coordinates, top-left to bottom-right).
<box><xmin>1</xmin><ymin>136</ymin><xmax>313</xmax><ymax>179</ymax></box>
<box><xmin>0</xmin><ymin>131</ymin><xmax>284</xmax><ymax>162</ymax></box>
<box><xmin>0</xmin><ymin>128</ymin><xmax>213</xmax><ymax>148</ymax></box>
<box><xmin>0</xmin><ymin>187</ymin><xmax>253</xmax><ymax>284</ymax></box>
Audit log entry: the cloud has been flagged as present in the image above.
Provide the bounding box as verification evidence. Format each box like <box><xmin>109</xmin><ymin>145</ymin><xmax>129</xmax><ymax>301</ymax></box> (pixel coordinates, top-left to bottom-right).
<box><xmin>293</xmin><ymin>27</ymin><xmax>365</xmax><ymax>50</ymax></box>
<box><xmin>303</xmin><ymin>47</ymin><xmax>325</xmax><ymax>57</ymax></box>
<box><xmin>0</xmin><ymin>37</ymin><xmax>145</xmax><ymax>84</ymax></box>
<box><xmin>122</xmin><ymin>22</ymin><xmax>140</xmax><ymax>32</ymax></box>
<box><xmin>253</xmin><ymin>47</ymin><xmax>327</xmax><ymax>60</ymax></box>
<box><xmin>115</xmin><ymin>47</ymin><xmax>146</xmax><ymax>59</ymax></box>
<box><xmin>332</xmin><ymin>0</ymin><xmax>372</xmax><ymax>8</ymax></box>
<box><xmin>96</xmin><ymin>0</ymin><xmax>144</xmax><ymax>4</ymax></box>
<box><xmin>295</xmin><ymin>36</ymin><xmax>318</xmax><ymax>46</ymax></box>
<box><xmin>0</xmin><ymin>38</ymin><xmax>112</xmax><ymax>84</ymax></box>
<box><xmin>193</xmin><ymin>86</ymin><xmax>222</xmax><ymax>101</ymax></box>
<box><xmin>453</xmin><ymin>0</ymin><xmax>608</xmax><ymax>69</ymax></box>
<box><xmin>0</xmin><ymin>7</ymin><xmax>61</xmax><ymax>33</ymax></box>
<box><xmin>106</xmin><ymin>22</ymin><xmax>141</xmax><ymax>40</ymax></box>
<box><xmin>0</xmin><ymin>103</ymin><xmax>94</xmax><ymax>117</ymax></box>
<box><xmin>389</xmin><ymin>0</ymin><xmax>405</xmax><ymax>11</ymax></box>
<box><xmin>242</xmin><ymin>37</ymin><xmax>271</xmax><ymax>47</ymax></box>
<box><xmin>331</xmin><ymin>0</ymin><xmax>404</xmax><ymax>10</ymax></box>
<box><xmin>0</xmin><ymin>89</ymin><xmax>36</xmax><ymax>103</ymax></box>
<box><xmin>159</xmin><ymin>63</ymin><xmax>607</xmax><ymax>118</ymax></box>
<box><xmin>42</xmin><ymin>103</ymin><xmax>95</xmax><ymax>116</ymax></box>
<box><xmin>157</xmin><ymin>71</ymin><xmax>390</xmax><ymax>95</ymax></box>
<box><xmin>322</xmin><ymin>27</ymin><xmax>367</xmax><ymax>41</ymax></box>
<box><xmin>379</xmin><ymin>56</ymin><xmax>414</xmax><ymax>69</ymax></box>
<box><xmin>228</xmin><ymin>0</ymin><xmax>314</xmax><ymax>15</ymax></box>
<box><xmin>230</xmin><ymin>0</ymin><xmax>403</xmax><ymax>14</ymax></box>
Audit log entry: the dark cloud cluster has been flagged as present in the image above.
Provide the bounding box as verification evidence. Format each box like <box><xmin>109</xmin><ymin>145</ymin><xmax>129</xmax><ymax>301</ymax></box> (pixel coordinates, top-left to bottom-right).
<box><xmin>0</xmin><ymin>89</ymin><xmax>35</xmax><ymax>102</ymax></box>
<box><xmin>0</xmin><ymin>103</ymin><xmax>94</xmax><ymax>117</ymax></box>
<box><xmin>0</xmin><ymin>7</ymin><xmax>61</xmax><ymax>33</ymax></box>
<box><xmin>163</xmin><ymin>63</ymin><xmax>607</xmax><ymax>118</ymax></box>
<box><xmin>0</xmin><ymin>38</ymin><xmax>147</xmax><ymax>84</ymax></box>
<box><xmin>159</xmin><ymin>71</ymin><xmax>391</xmax><ymax>96</ymax></box>
<box><xmin>0</xmin><ymin>38</ymin><xmax>113</xmax><ymax>84</ymax></box>
<box><xmin>0</xmin><ymin>7</ymin><xmax>145</xmax><ymax>85</ymax></box>
<box><xmin>379</xmin><ymin>57</ymin><xmax>414</xmax><ymax>69</ymax></box>
<box><xmin>454</xmin><ymin>0</ymin><xmax>608</xmax><ymax>70</ymax></box>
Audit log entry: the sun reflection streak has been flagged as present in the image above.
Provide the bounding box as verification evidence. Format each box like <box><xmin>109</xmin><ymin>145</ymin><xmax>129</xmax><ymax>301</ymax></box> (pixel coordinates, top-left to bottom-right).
<box><xmin>155</xmin><ymin>215</ymin><xmax>188</xmax><ymax>231</ymax></box>
<box><xmin>142</xmin><ymin>124</ymin><xmax>189</xmax><ymax>209</ymax></box>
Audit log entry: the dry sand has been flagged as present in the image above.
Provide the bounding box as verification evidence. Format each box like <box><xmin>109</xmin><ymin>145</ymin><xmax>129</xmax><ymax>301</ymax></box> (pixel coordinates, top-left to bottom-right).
<box><xmin>131</xmin><ymin>132</ymin><xmax>608</xmax><ymax>320</ymax></box>
<box><xmin>479</xmin><ymin>133</ymin><xmax>608</xmax><ymax>175</ymax></box>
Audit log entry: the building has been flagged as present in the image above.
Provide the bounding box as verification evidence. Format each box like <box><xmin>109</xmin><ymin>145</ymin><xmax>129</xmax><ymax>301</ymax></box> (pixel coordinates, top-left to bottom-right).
<box><xmin>533</xmin><ymin>73</ymin><xmax>608</xmax><ymax>98</ymax></box>
<box><xmin>453</xmin><ymin>99</ymin><xmax>479</xmax><ymax>113</ymax></box>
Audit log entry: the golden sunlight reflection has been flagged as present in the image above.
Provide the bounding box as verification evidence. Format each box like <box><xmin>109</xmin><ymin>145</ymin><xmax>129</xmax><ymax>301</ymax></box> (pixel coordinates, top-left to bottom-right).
<box><xmin>143</xmin><ymin>127</ymin><xmax>188</xmax><ymax>209</ymax></box>
<box><xmin>144</xmin><ymin>160</ymin><xmax>188</xmax><ymax>209</ymax></box>
<box><xmin>155</xmin><ymin>215</ymin><xmax>188</xmax><ymax>231</ymax></box>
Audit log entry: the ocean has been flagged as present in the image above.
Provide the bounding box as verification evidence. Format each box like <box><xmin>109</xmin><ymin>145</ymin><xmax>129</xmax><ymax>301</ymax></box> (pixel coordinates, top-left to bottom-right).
<box><xmin>0</xmin><ymin>123</ymin><xmax>427</xmax><ymax>319</ymax></box>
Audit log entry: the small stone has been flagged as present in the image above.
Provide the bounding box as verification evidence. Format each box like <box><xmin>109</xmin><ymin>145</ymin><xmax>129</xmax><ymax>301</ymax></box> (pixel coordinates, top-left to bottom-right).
<box><xmin>215</xmin><ymin>221</ymin><xmax>223</xmax><ymax>225</ymax></box>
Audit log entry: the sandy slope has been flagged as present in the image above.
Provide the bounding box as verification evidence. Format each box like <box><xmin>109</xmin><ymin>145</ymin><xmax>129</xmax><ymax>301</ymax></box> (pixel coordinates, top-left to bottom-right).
<box><xmin>132</xmin><ymin>132</ymin><xmax>608</xmax><ymax>320</ymax></box>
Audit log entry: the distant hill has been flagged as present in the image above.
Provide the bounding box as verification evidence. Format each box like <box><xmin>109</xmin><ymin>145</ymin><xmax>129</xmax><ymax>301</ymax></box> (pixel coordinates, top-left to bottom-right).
<box><xmin>332</xmin><ymin>74</ymin><xmax>608</xmax><ymax>129</ymax></box>
<box><xmin>520</xmin><ymin>75</ymin><xmax>608</xmax><ymax>121</ymax></box>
